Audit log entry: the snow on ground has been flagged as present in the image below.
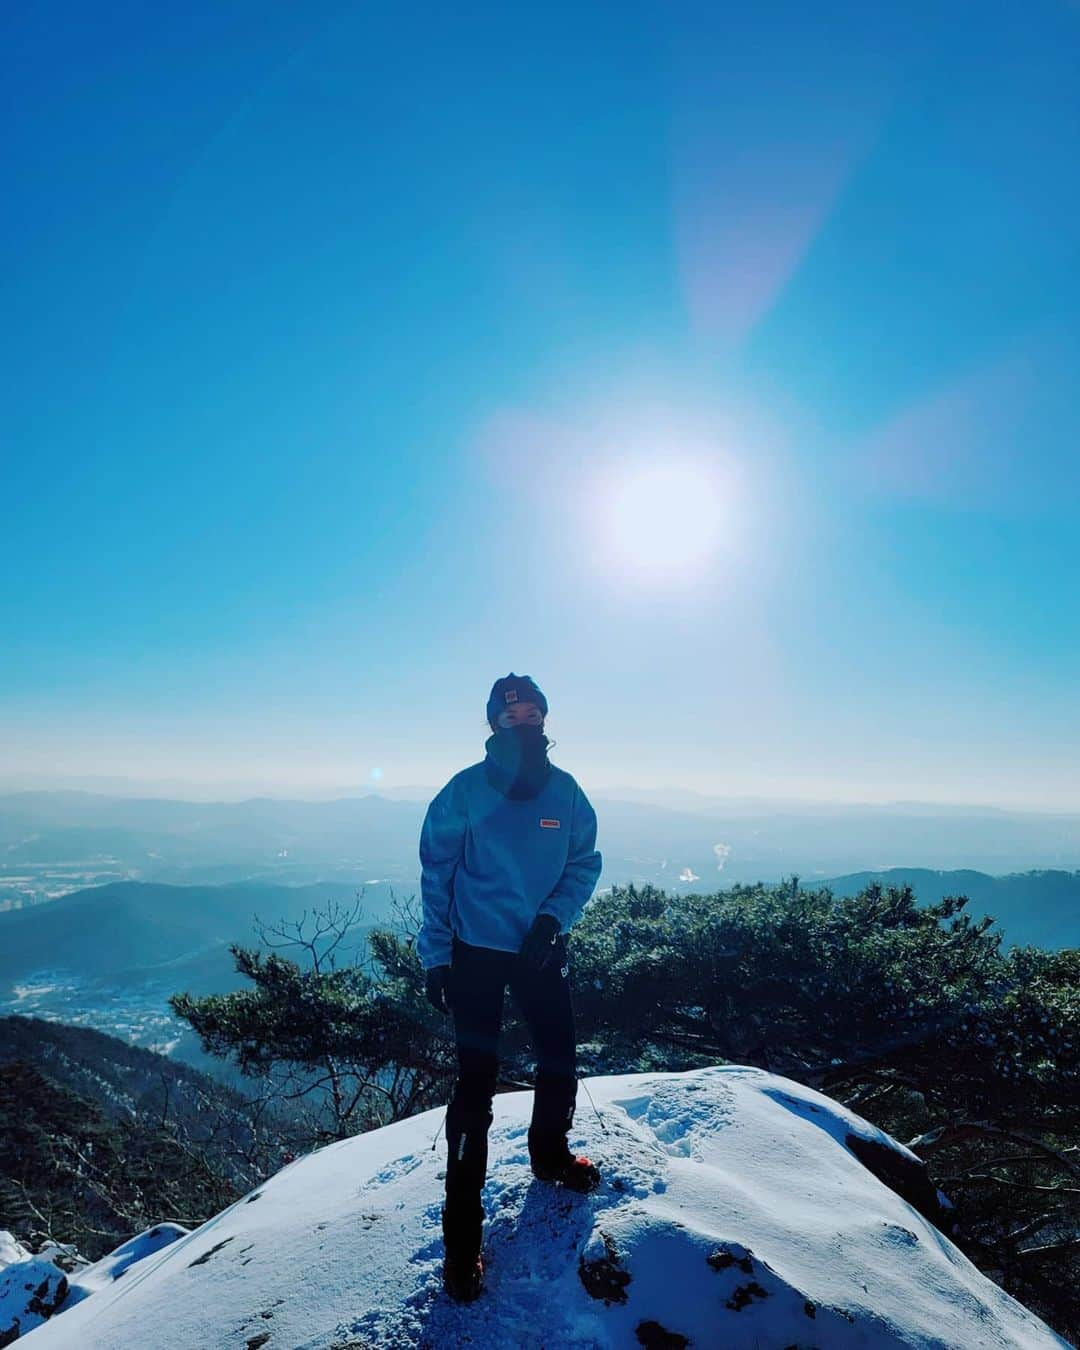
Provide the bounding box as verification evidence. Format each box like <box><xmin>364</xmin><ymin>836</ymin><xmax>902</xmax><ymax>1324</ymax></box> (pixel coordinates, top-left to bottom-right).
<box><xmin>18</xmin><ymin>1065</ymin><xmax>1069</xmax><ymax>1349</ymax></box>
<box><xmin>1</xmin><ymin>1233</ymin><xmax>31</xmax><ymax>1268</ymax></box>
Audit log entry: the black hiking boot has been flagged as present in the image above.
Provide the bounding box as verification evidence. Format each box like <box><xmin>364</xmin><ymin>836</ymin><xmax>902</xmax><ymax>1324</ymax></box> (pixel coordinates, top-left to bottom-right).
<box><xmin>441</xmin><ymin>1203</ymin><xmax>484</xmax><ymax>1302</ymax></box>
<box><xmin>530</xmin><ymin>1146</ymin><xmax>601</xmax><ymax>1193</ymax></box>
<box><xmin>443</xmin><ymin>1248</ymin><xmax>484</xmax><ymax>1302</ymax></box>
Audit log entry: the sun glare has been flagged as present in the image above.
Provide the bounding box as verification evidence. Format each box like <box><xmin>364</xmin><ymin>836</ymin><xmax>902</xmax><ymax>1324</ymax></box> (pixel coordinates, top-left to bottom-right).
<box><xmin>596</xmin><ymin>460</ymin><xmax>730</xmax><ymax>584</ymax></box>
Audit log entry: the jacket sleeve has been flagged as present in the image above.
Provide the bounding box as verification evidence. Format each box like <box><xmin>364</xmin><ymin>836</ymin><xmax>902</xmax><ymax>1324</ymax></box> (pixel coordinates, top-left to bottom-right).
<box><xmin>417</xmin><ymin>775</ymin><xmax>467</xmax><ymax>970</ymax></box>
<box><xmin>538</xmin><ymin>782</ymin><xmax>602</xmax><ymax>933</ymax></box>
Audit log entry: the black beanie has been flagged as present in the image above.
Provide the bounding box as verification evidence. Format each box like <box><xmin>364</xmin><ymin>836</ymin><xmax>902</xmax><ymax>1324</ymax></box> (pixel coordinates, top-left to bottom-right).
<box><xmin>487</xmin><ymin>673</ymin><xmax>548</xmax><ymax>727</ymax></box>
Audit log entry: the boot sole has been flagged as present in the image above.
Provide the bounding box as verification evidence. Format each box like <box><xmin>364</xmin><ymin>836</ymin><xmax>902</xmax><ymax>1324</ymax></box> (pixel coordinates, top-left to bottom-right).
<box><xmin>444</xmin><ymin>1281</ymin><xmax>483</xmax><ymax>1303</ymax></box>
<box><xmin>531</xmin><ymin>1168</ymin><xmax>601</xmax><ymax>1193</ymax></box>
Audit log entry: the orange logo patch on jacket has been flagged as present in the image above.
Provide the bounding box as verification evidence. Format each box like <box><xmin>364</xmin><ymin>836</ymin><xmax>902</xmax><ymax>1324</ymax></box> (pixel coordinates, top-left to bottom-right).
<box><xmin>539</xmin><ymin>818</ymin><xmax>561</xmax><ymax>829</ymax></box>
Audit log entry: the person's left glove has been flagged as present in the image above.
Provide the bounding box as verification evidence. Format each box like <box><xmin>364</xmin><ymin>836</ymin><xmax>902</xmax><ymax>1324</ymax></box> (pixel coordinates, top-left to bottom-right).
<box><xmin>425</xmin><ymin>965</ymin><xmax>453</xmax><ymax>1014</ymax></box>
<box><xmin>519</xmin><ymin>913</ymin><xmax>561</xmax><ymax>972</ymax></box>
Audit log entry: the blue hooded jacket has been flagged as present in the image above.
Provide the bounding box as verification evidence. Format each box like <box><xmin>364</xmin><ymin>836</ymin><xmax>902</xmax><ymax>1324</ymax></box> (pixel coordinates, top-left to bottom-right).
<box><xmin>416</xmin><ymin>761</ymin><xmax>602</xmax><ymax>970</ymax></box>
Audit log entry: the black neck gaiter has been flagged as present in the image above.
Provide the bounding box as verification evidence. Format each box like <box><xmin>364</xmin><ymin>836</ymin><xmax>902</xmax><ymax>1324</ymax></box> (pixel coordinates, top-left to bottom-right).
<box><xmin>484</xmin><ymin>724</ymin><xmax>552</xmax><ymax>799</ymax></box>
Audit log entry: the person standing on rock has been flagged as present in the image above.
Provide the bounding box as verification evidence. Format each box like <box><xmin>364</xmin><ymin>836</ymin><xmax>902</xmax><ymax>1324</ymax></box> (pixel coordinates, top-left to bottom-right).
<box><xmin>417</xmin><ymin>673</ymin><xmax>604</xmax><ymax>1303</ymax></box>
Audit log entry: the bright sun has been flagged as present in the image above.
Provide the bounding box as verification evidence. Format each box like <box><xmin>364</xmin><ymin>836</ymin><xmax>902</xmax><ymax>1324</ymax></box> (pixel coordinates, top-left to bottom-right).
<box><xmin>597</xmin><ymin>460</ymin><xmax>729</xmax><ymax>583</ymax></box>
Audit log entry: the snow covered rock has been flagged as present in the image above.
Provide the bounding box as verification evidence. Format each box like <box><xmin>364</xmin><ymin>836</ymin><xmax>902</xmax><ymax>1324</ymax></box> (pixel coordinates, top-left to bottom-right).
<box><xmin>18</xmin><ymin>1066</ymin><xmax>1069</xmax><ymax>1349</ymax></box>
<box><xmin>1</xmin><ymin>1224</ymin><xmax>189</xmax><ymax>1346</ymax></box>
<box><xmin>63</xmin><ymin>1223</ymin><xmax>190</xmax><ymax>1304</ymax></box>
<box><xmin>1</xmin><ymin>1233</ymin><xmax>68</xmax><ymax>1347</ymax></box>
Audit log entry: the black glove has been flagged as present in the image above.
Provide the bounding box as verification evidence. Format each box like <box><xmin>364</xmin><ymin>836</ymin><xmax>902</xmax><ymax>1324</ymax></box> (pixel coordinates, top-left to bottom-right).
<box><xmin>519</xmin><ymin>913</ymin><xmax>561</xmax><ymax>972</ymax></box>
<box><xmin>425</xmin><ymin>964</ymin><xmax>452</xmax><ymax>1014</ymax></box>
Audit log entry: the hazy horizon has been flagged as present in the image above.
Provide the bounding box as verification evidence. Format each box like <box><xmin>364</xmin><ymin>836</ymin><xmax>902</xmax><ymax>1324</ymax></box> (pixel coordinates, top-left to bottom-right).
<box><xmin>3</xmin><ymin>771</ymin><xmax>1080</xmax><ymax>817</ymax></box>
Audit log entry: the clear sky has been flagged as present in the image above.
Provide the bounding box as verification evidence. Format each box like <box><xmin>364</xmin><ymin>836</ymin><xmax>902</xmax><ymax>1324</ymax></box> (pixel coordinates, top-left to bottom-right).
<box><xmin>4</xmin><ymin>1</ymin><xmax>1079</xmax><ymax>808</ymax></box>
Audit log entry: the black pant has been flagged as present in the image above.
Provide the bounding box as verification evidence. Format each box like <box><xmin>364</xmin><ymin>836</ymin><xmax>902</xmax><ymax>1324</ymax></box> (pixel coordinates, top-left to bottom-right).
<box><xmin>444</xmin><ymin>934</ymin><xmax>577</xmax><ymax>1225</ymax></box>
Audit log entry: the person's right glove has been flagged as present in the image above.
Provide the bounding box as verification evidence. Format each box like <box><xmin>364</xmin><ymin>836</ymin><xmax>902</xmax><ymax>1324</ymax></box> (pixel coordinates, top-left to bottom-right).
<box><xmin>425</xmin><ymin>964</ymin><xmax>452</xmax><ymax>1015</ymax></box>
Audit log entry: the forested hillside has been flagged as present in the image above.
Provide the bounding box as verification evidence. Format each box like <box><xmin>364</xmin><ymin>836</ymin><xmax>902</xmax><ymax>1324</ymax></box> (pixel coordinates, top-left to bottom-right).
<box><xmin>0</xmin><ymin>1017</ymin><xmax>290</xmax><ymax>1260</ymax></box>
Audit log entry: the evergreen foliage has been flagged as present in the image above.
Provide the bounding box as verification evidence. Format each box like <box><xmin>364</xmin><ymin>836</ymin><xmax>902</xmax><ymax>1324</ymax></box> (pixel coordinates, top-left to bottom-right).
<box><xmin>169</xmin><ymin>898</ymin><xmax>453</xmax><ymax>1142</ymax></box>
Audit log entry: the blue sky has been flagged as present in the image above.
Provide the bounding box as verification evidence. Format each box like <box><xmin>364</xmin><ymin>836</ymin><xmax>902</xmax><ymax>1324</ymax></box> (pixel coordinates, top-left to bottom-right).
<box><xmin>4</xmin><ymin>1</ymin><xmax>1079</xmax><ymax>807</ymax></box>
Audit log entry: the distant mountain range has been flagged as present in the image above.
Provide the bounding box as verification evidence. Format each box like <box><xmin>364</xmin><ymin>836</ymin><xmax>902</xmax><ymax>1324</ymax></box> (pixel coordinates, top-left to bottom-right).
<box><xmin>817</xmin><ymin>868</ymin><xmax>1080</xmax><ymax>950</ymax></box>
<box><xmin>0</xmin><ymin>879</ymin><xmax>389</xmax><ymax>987</ymax></box>
<box><xmin>0</xmin><ymin>790</ymin><xmax>423</xmax><ymax>883</ymax></box>
<box><xmin>4</xmin><ymin>789</ymin><xmax>1080</xmax><ymax>908</ymax></box>
<box><xmin>0</xmin><ymin>880</ymin><xmax>391</xmax><ymax>1079</ymax></box>
<box><xmin>815</xmin><ymin>864</ymin><xmax>1074</xmax><ymax>950</ymax></box>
